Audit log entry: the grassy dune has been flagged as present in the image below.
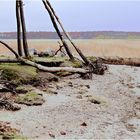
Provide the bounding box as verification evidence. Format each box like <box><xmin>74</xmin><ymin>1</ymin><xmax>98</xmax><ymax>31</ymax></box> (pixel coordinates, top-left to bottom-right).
<box><xmin>0</xmin><ymin>39</ymin><xmax>140</xmax><ymax>58</ymax></box>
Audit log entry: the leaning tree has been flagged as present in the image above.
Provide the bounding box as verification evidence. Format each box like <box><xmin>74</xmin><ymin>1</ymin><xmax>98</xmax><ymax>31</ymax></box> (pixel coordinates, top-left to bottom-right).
<box><xmin>0</xmin><ymin>0</ymin><xmax>107</xmax><ymax>77</ymax></box>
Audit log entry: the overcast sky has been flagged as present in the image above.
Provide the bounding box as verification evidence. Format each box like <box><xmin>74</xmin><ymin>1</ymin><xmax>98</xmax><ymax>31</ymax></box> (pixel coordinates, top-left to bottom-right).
<box><xmin>0</xmin><ymin>0</ymin><xmax>140</xmax><ymax>32</ymax></box>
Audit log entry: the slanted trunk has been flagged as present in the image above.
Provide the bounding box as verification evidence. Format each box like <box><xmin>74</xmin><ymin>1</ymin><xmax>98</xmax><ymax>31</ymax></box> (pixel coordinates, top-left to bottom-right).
<box><xmin>42</xmin><ymin>0</ymin><xmax>74</xmax><ymax>61</ymax></box>
<box><xmin>0</xmin><ymin>41</ymin><xmax>19</xmax><ymax>58</ymax></box>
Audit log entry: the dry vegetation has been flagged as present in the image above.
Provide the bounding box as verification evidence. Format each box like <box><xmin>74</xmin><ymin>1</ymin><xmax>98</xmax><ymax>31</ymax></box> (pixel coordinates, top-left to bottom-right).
<box><xmin>1</xmin><ymin>39</ymin><xmax>140</xmax><ymax>58</ymax></box>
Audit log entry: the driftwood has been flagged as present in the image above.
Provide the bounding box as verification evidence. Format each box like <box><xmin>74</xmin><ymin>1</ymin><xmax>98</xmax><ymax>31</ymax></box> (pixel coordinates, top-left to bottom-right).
<box><xmin>42</xmin><ymin>0</ymin><xmax>74</xmax><ymax>61</ymax></box>
<box><xmin>0</xmin><ymin>59</ymin><xmax>19</xmax><ymax>63</ymax></box>
<box><xmin>18</xmin><ymin>57</ymin><xmax>88</xmax><ymax>73</ymax></box>
<box><xmin>0</xmin><ymin>41</ymin><xmax>19</xmax><ymax>58</ymax></box>
<box><xmin>0</xmin><ymin>57</ymin><xmax>88</xmax><ymax>74</ymax></box>
<box><xmin>1</xmin><ymin>56</ymin><xmax>139</xmax><ymax>68</ymax></box>
<box><xmin>96</xmin><ymin>57</ymin><xmax>140</xmax><ymax>67</ymax></box>
<box><xmin>0</xmin><ymin>59</ymin><xmax>63</xmax><ymax>67</ymax></box>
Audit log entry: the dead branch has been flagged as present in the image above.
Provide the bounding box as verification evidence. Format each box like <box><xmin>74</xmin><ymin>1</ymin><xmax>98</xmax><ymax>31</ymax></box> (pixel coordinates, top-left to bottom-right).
<box><xmin>55</xmin><ymin>41</ymin><xmax>66</xmax><ymax>56</ymax></box>
<box><xmin>97</xmin><ymin>57</ymin><xmax>140</xmax><ymax>67</ymax></box>
<box><xmin>0</xmin><ymin>41</ymin><xmax>19</xmax><ymax>58</ymax></box>
<box><xmin>55</xmin><ymin>45</ymin><xmax>63</xmax><ymax>55</ymax></box>
<box><xmin>0</xmin><ymin>59</ymin><xmax>19</xmax><ymax>63</ymax></box>
<box><xmin>18</xmin><ymin>57</ymin><xmax>89</xmax><ymax>74</ymax></box>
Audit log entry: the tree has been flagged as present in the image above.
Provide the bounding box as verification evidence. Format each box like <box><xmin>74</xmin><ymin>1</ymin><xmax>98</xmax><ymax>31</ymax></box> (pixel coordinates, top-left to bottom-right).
<box><xmin>16</xmin><ymin>0</ymin><xmax>30</xmax><ymax>58</ymax></box>
<box><xmin>16</xmin><ymin>0</ymin><xmax>22</xmax><ymax>56</ymax></box>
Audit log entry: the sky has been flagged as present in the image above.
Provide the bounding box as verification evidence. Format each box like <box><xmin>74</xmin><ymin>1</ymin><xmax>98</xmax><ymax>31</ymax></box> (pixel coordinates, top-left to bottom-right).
<box><xmin>0</xmin><ymin>0</ymin><xmax>140</xmax><ymax>32</ymax></box>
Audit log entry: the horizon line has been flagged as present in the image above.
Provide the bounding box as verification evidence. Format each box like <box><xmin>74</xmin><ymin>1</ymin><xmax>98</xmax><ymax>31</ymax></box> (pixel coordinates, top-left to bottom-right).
<box><xmin>1</xmin><ymin>30</ymin><xmax>140</xmax><ymax>33</ymax></box>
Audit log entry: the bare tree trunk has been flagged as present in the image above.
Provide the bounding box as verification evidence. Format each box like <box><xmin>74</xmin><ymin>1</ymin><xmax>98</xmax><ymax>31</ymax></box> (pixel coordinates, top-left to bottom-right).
<box><xmin>19</xmin><ymin>58</ymin><xmax>88</xmax><ymax>74</ymax></box>
<box><xmin>42</xmin><ymin>0</ymin><xmax>74</xmax><ymax>61</ymax></box>
<box><xmin>16</xmin><ymin>0</ymin><xmax>23</xmax><ymax>56</ymax></box>
<box><xmin>19</xmin><ymin>0</ymin><xmax>30</xmax><ymax>58</ymax></box>
<box><xmin>45</xmin><ymin>0</ymin><xmax>90</xmax><ymax>65</ymax></box>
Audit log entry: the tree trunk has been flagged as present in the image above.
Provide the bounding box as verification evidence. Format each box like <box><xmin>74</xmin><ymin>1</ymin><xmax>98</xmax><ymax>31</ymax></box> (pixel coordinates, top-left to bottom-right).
<box><xmin>19</xmin><ymin>0</ymin><xmax>30</xmax><ymax>58</ymax></box>
<box><xmin>45</xmin><ymin>0</ymin><xmax>90</xmax><ymax>65</ymax></box>
<box><xmin>42</xmin><ymin>0</ymin><xmax>74</xmax><ymax>61</ymax></box>
<box><xmin>16</xmin><ymin>0</ymin><xmax>23</xmax><ymax>56</ymax></box>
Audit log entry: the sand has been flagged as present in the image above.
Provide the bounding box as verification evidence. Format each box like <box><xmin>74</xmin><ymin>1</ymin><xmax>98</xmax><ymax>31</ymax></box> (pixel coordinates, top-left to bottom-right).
<box><xmin>0</xmin><ymin>65</ymin><xmax>140</xmax><ymax>139</ymax></box>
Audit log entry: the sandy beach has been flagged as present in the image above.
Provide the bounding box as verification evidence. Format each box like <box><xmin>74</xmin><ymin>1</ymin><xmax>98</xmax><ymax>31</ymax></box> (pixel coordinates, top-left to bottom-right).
<box><xmin>0</xmin><ymin>65</ymin><xmax>140</xmax><ymax>139</ymax></box>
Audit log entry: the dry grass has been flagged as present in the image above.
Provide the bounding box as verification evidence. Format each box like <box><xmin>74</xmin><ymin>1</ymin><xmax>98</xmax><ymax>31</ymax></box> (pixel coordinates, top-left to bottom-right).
<box><xmin>0</xmin><ymin>39</ymin><xmax>140</xmax><ymax>58</ymax></box>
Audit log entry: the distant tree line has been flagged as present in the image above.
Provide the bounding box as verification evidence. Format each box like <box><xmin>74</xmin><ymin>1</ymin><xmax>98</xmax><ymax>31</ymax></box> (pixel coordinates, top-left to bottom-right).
<box><xmin>1</xmin><ymin>31</ymin><xmax>140</xmax><ymax>39</ymax></box>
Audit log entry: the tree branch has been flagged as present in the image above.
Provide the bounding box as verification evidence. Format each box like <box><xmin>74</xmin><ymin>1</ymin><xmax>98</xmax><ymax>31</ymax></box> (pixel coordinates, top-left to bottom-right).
<box><xmin>0</xmin><ymin>41</ymin><xmax>19</xmax><ymax>58</ymax></box>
